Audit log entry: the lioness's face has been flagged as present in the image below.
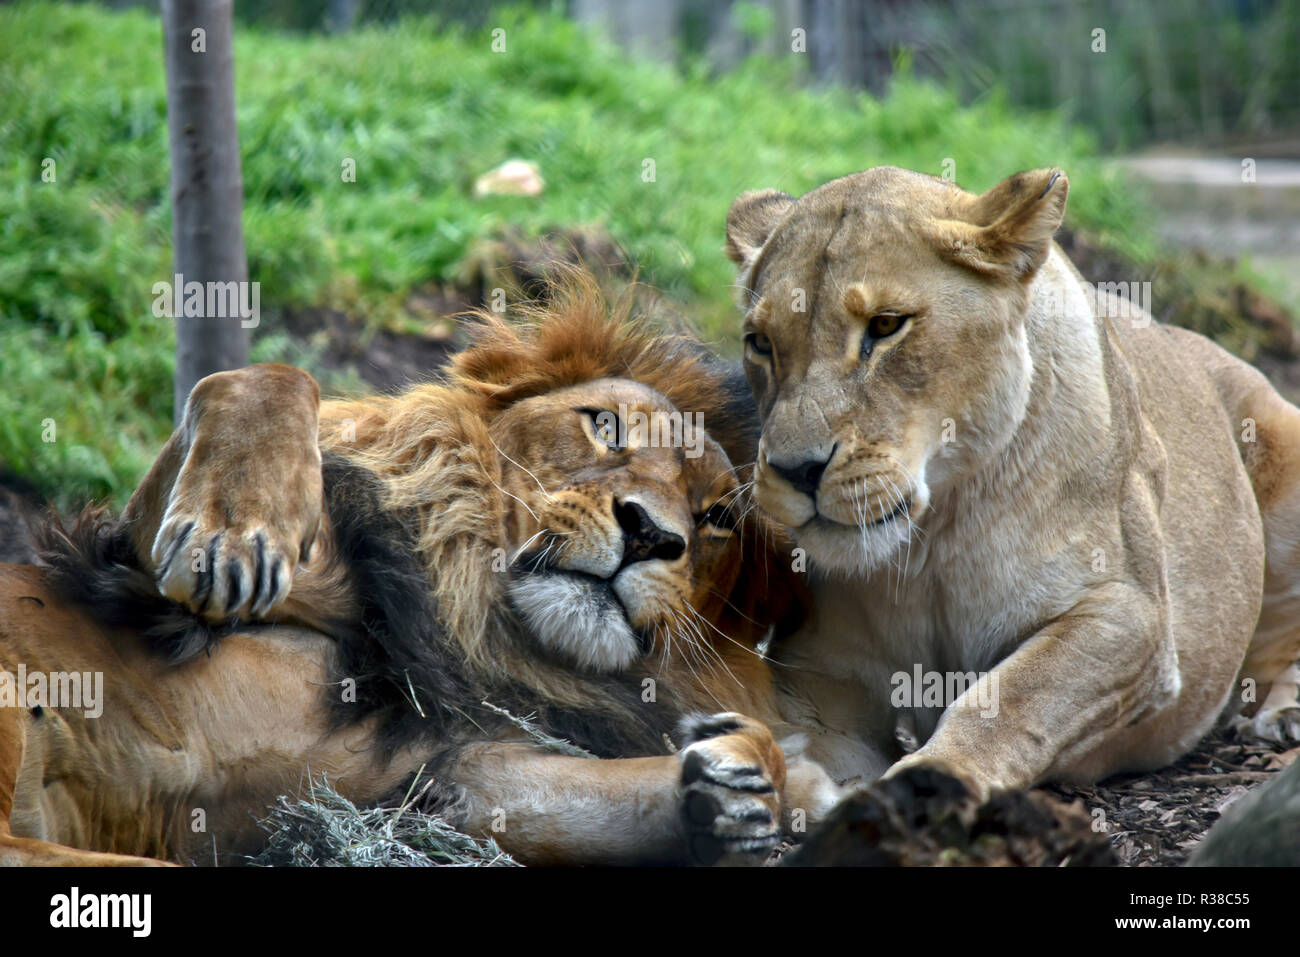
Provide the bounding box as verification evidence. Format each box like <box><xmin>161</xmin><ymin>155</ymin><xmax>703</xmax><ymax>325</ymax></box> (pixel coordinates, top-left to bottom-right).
<box><xmin>491</xmin><ymin>378</ymin><xmax>745</xmax><ymax>672</ymax></box>
<box><xmin>726</xmin><ymin>165</ymin><xmax>1067</xmax><ymax>573</ymax></box>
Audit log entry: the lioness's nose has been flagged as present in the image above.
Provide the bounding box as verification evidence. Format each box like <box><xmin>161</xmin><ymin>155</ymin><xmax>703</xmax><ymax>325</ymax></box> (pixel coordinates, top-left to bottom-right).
<box><xmin>769</xmin><ymin>455</ymin><xmax>829</xmax><ymax>497</ymax></box>
<box><xmin>614</xmin><ymin>499</ymin><xmax>686</xmax><ymax>567</ymax></box>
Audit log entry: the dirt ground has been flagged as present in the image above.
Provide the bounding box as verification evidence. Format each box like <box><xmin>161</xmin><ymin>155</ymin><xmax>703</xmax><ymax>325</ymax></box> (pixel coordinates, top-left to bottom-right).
<box><xmin>1045</xmin><ymin>730</ymin><xmax>1299</xmax><ymax>866</ymax></box>
<box><xmin>772</xmin><ymin>728</ymin><xmax>1298</xmax><ymax>867</ymax></box>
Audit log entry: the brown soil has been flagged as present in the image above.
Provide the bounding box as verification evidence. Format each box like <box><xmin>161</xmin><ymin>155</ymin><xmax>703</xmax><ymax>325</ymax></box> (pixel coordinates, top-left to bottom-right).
<box><xmin>276</xmin><ymin>304</ymin><xmax>460</xmax><ymax>394</ymax></box>
<box><xmin>1046</xmin><ymin>730</ymin><xmax>1299</xmax><ymax>866</ymax></box>
<box><xmin>781</xmin><ymin>766</ymin><xmax>1115</xmax><ymax>867</ymax></box>
<box><xmin>268</xmin><ymin>225</ymin><xmax>636</xmax><ymax>394</ymax></box>
<box><xmin>778</xmin><ymin>730</ymin><xmax>1297</xmax><ymax>867</ymax></box>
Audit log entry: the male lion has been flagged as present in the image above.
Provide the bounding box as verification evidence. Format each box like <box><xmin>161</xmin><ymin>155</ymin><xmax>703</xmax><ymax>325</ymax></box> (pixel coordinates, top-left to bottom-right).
<box><xmin>724</xmin><ymin>165</ymin><xmax>1300</xmax><ymax>799</ymax></box>
<box><xmin>0</xmin><ymin>282</ymin><xmax>839</xmax><ymax>866</ymax></box>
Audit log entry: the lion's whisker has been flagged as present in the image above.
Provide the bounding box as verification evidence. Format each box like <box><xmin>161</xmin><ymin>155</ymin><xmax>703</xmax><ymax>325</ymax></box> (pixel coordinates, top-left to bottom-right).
<box><xmin>670</xmin><ymin>600</ymin><xmax>733</xmax><ymax>686</ymax></box>
<box><xmin>488</xmin><ymin>436</ymin><xmax>555</xmax><ymax>502</ymax></box>
<box><xmin>668</xmin><ymin>616</ymin><xmax>720</xmax><ymax>705</ymax></box>
<box><xmin>680</xmin><ymin>597</ymin><xmax>765</xmax><ymax>664</ymax></box>
<box><xmin>511</xmin><ymin>527</ymin><xmax>550</xmax><ymax>564</ymax></box>
<box><xmin>489</xmin><ymin>477</ymin><xmax>540</xmax><ymax>524</ymax></box>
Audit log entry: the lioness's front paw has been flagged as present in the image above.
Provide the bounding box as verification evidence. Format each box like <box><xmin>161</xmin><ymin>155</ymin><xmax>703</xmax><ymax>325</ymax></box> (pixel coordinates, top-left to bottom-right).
<box><xmin>153</xmin><ymin>511</ymin><xmax>315</xmax><ymax>620</ymax></box>
<box><xmin>679</xmin><ymin>713</ymin><xmax>785</xmax><ymax>866</ymax></box>
<box><xmin>885</xmin><ymin>752</ymin><xmax>990</xmax><ymax>804</ymax></box>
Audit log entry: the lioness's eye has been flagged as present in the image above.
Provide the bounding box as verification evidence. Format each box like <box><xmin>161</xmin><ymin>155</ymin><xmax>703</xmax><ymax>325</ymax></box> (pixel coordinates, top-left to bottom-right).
<box><xmin>580</xmin><ymin>408</ymin><xmax>623</xmax><ymax>450</ymax></box>
<box><xmin>867</xmin><ymin>313</ymin><xmax>910</xmax><ymax>340</ymax></box>
<box><xmin>699</xmin><ymin>501</ymin><xmax>738</xmax><ymax>532</ymax></box>
<box><xmin>744</xmin><ymin>332</ymin><xmax>773</xmax><ymax>358</ymax></box>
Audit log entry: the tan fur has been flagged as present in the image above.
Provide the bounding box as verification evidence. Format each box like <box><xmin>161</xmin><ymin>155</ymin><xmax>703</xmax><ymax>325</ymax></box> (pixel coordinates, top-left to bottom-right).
<box><xmin>726</xmin><ymin>165</ymin><xmax>1300</xmax><ymax>797</ymax></box>
<box><xmin>0</xmin><ymin>566</ymin><xmax>415</xmax><ymax>866</ymax></box>
<box><xmin>2</xmin><ymin>286</ymin><xmax>841</xmax><ymax>865</ymax></box>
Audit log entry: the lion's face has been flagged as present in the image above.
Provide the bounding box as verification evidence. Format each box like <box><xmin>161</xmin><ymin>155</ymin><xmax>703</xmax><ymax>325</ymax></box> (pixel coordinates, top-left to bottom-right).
<box><xmin>725</xmin><ymin>165</ymin><xmax>1068</xmax><ymax>573</ymax></box>
<box><xmin>491</xmin><ymin>377</ymin><xmax>745</xmax><ymax>672</ymax></box>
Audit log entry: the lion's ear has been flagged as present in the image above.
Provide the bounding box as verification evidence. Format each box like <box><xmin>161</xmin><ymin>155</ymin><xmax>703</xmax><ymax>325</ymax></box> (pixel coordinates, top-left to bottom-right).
<box><xmin>725</xmin><ymin>189</ymin><xmax>796</xmax><ymax>268</ymax></box>
<box><xmin>929</xmin><ymin>168</ymin><xmax>1068</xmax><ymax>282</ymax></box>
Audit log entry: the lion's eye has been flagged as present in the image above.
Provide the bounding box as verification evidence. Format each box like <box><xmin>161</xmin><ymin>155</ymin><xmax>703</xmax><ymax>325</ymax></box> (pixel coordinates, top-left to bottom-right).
<box><xmin>744</xmin><ymin>332</ymin><xmax>773</xmax><ymax>359</ymax></box>
<box><xmin>698</xmin><ymin>500</ymin><xmax>738</xmax><ymax>532</ymax></box>
<box><xmin>580</xmin><ymin>408</ymin><xmax>623</xmax><ymax>450</ymax></box>
<box><xmin>867</xmin><ymin>313</ymin><xmax>909</xmax><ymax>340</ymax></box>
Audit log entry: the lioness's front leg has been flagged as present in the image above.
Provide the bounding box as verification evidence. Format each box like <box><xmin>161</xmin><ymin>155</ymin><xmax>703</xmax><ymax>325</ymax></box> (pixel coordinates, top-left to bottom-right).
<box><xmin>121</xmin><ymin>364</ymin><xmax>323</xmax><ymax>620</ymax></box>
<box><xmin>887</xmin><ymin>582</ymin><xmax>1175</xmax><ymax>801</ymax></box>
<box><xmin>449</xmin><ymin>713</ymin><xmax>818</xmax><ymax>865</ymax></box>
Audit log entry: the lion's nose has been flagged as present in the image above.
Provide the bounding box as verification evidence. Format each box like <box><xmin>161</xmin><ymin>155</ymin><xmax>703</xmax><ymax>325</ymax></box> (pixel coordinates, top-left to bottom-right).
<box><xmin>614</xmin><ymin>499</ymin><xmax>686</xmax><ymax>568</ymax></box>
<box><xmin>769</xmin><ymin>454</ymin><xmax>830</xmax><ymax>497</ymax></box>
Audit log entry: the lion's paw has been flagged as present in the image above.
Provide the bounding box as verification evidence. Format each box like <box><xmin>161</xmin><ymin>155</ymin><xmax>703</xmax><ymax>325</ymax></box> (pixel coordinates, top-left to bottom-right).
<box><xmin>153</xmin><ymin>512</ymin><xmax>313</xmax><ymax>620</ymax></box>
<box><xmin>146</xmin><ymin>365</ymin><xmax>323</xmax><ymax>622</ymax></box>
<box><xmin>678</xmin><ymin>713</ymin><xmax>785</xmax><ymax>866</ymax></box>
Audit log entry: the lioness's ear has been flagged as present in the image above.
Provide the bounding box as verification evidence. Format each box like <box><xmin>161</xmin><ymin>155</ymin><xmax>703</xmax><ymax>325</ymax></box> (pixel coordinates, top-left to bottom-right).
<box><xmin>725</xmin><ymin>189</ymin><xmax>796</xmax><ymax>268</ymax></box>
<box><xmin>931</xmin><ymin>168</ymin><xmax>1068</xmax><ymax>282</ymax></box>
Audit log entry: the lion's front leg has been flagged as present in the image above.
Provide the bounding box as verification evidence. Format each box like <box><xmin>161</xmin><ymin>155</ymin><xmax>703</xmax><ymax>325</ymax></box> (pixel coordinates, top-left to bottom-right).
<box><xmin>121</xmin><ymin>364</ymin><xmax>323</xmax><ymax>621</ymax></box>
<box><xmin>447</xmin><ymin>713</ymin><xmax>809</xmax><ymax>865</ymax></box>
<box><xmin>886</xmin><ymin>583</ymin><xmax>1175</xmax><ymax>800</ymax></box>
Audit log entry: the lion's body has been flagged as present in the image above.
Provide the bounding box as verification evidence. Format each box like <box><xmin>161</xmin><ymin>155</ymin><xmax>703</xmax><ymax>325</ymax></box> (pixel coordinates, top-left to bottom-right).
<box><xmin>1</xmin><ymin>286</ymin><xmax>840</xmax><ymax>866</ymax></box>
<box><xmin>0</xmin><ymin>565</ymin><xmax>413</xmax><ymax>865</ymax></box>
<box><xmin>726</xmin><ymin>165</ymin><xmax>1300</xmax><ymax>796</ymax></box>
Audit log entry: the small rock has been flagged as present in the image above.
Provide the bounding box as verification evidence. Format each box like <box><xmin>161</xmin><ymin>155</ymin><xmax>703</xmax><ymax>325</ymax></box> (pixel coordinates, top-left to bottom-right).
<box><xmin>473</xmin><ymin>159</ymin><xmax>544</xmax><ymax>197</ymax></box>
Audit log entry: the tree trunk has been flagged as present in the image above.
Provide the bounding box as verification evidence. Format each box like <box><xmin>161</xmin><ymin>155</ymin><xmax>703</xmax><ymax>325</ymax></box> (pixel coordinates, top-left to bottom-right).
<box><xmin>161</xmin><ymin>0</ymin><xmax>250</xmax><ymax>424</ymax></box>
<box><xmin>573</xmin><ymin>0</ymin><xmax>679</xmax><ymax>63</ymax></box>
<box><xmin>328</xmin><ymin>0</ymin><xmax>358</xmax><ymax>34</ymax></box>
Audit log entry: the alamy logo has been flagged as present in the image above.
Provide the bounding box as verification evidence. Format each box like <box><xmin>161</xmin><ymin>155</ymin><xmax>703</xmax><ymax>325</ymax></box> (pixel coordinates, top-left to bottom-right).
<box><xmin>50</xmin><ymin>887</ymin><xmax>151</xmax><ymax>937</ymax></box>
<box><xmin>594</xmin><ymin>404</ymin><xmax>706</xmax><ymax>459</ymax></box>
<box><xmin>152</xmin><ymin>272</ymin><xmax>260</xmax><ymax>328</ymax></box>
<box><xmin>890</xmin><ymin>665</ymin><xmax>999</xmax><ymax>718</ymax></box>
<box><xmin>0</xmin><ymin>665</ymin><xmax>103</xmax><ymax>718</ymax></box>
<box><xmin>1093</xmin><ymin>280</ymin><xmax>1151</xmax><ymax>325</ymax></box>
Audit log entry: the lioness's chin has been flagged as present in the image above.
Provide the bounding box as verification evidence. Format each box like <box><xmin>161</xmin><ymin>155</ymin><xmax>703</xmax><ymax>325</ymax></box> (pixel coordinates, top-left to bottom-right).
<box><xmin>507</xmin><ymin>572</ymin><xmax>643</xmax><ymax>673</ymax></box>
<box><xmin>794</xmin><ymin>491</ymin><xmax>929</xmax><ymax>575</ymax></box>
<box><xmin>791</xmin><ymin>516</ymin><xmax>908</xmax><ymax>574</ymax></box>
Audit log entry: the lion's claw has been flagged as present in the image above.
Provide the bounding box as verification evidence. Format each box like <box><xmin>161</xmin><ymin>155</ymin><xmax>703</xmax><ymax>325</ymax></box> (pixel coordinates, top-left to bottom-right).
<box><xmin>153</xmin><ymin>516</ymin><xmax>303</xmax><ymax>621</ymax></box>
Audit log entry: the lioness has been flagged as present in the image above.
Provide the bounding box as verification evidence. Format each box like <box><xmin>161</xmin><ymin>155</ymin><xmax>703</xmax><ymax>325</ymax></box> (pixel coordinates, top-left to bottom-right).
<box><xmin>725</xmin><ymin>165</ymin><xmax>1300</xmax><ymax>798</ymax></box>
<box><xmin>0</xmin><ymin>284</ymin><xmax>839</xmax><ymax>866</ymax></box>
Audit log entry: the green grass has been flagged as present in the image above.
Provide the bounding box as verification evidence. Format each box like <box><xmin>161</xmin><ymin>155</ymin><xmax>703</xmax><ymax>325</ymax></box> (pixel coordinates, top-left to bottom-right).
<box><xmin>1</xmin><ymin>1</ymin><xmax>1152</xmax><ymax>508</ymax></box>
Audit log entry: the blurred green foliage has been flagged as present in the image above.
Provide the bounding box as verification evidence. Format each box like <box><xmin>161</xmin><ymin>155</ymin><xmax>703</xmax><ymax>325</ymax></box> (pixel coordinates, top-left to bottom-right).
<box><xmin>1</xmin><ymin>1</ymin><xmax>1152</xmax><ymax>507</ymax></box>
<box><xmin>914</xmin><ymin>0</ymin><xmax>1300</xmax><ymax>150</ymax></box>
